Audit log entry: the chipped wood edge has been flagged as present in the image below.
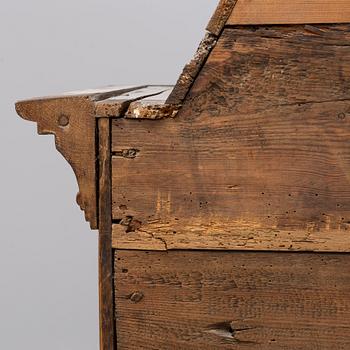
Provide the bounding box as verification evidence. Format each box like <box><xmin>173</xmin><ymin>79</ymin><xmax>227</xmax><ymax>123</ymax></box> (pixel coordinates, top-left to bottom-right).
<box><xmin>206</xmin><ymin>0</ymin><xmax>238</xmax><ymax>36</ymax></box>
<box><xmin>95</xmin><ymin>87</ymin><xmax>180</xmax><ymax>120</ymax></box>
<box><xmin>166</xmin><ymin>0</ymin><xmax>238</xmax><ymax>105</ymax></box>
<box><xmin>126</xmin><ymin>101</ymin><xmax>180</xmax><ymax>120</ymax></box>
<box><xmin>166</xmin><ymin>32</ymin><xmax>217</xmax><ymax>105</ymax></box>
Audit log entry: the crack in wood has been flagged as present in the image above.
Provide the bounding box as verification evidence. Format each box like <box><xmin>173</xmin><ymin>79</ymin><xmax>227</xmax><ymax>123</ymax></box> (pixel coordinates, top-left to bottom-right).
<box><xmin>206</xmin><ymin>321</ymin><xmax>258</xmax><ymax>344</ymax></box>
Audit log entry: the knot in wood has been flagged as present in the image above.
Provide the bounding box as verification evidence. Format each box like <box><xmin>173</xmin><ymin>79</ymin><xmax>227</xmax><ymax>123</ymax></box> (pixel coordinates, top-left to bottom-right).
<box><xmin>58</xmin><ymin>114</ymin><xmax>70</xmax><ymax>127</ymax></box>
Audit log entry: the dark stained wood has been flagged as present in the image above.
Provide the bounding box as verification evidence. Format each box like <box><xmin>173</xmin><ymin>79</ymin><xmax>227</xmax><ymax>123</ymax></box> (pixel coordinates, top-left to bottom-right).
<box><xmin>112</xmin><ymin>25</ymin><xmax>350</xmax><ymax>252</ymax></box>
<box><xmin>206</xmin><ymin>0</ymin><xmax>238</xmax><ymax>36</ymax></box>
<box><xmin>115</xmin><ymin>250</ymin><xmax>350</xmax><ymax>349</ymax></box>
<box><xmin>229</xmin><ymin>0</ymin><xmax>350</xmax><ymax>25</ymax></box>
<box><xmin>98</xmin><ymin>118</ymin><xmax>115</xmax><ymax>350</ymax></box>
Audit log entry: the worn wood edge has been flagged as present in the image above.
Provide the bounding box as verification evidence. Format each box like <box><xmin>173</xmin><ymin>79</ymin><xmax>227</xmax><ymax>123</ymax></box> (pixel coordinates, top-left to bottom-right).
<box><xmin>126</xmin><ymin>100</ymin><xmax>180</xmax><ymax>120</ymax></box>
<box><xmin>206</xmin><ymin>0</ymin><xmax>238</xmax><ymax>35</ymax></box>
<box><xmin>96</xmin><ymin>86</ymin><xmax>180</xmax><ymax>120</ymax></box>
<box><xmin>15</xmin><ymin>95</ymin><xmax>99</xmax><ymax>229</ymax></box>
<box><xmin>112</xmin><ymin>222</ymin><xmax>350</xmax><ymax>252</ymax></box>
<box><xmin>16</xmin><ymin>85</ymin><xmax>146</xmax><ymax>104</ymax></box>
<box><xmin>95</xmin><ymin>86</ymin><xmax>181</xmax><ymax>119</ymax></box>
<box><xmin>166</xmin><ymin>0</ymin><xmax>238</xmax><ymax>105</ymax></box>
<box><xmin>166</xmin><ymin>32</ymin><xmax>217</xmax><ymax>105</ymax></box>
<box><xmin>98</xmin><ymin>118</ymin><xmax>115</xmax><ymax>350</ymax></box>
<box><xmin>228</xmin><ymin>0</ymin><xmax>350</xmax><ymax>25</ymax></box>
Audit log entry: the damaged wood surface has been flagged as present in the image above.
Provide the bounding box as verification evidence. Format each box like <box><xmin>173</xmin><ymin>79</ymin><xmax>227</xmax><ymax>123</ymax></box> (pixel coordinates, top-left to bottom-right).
<box><xmin>166</xmin><ymin>32</ymin><xmax>217</xmax><ymax>105</ymax></box>
<box><xmin>115</xmin><ymin>250</ymin><xmax>350</xmax><ymax>349</ymax></box>
<box><xmin>112</xmin><ymin>25</ymin><xmax>350</xmax><ymax>252</ymax></box>
<box><xmin>94</xmin><ymin>85</ymin><xmax>176</xmax><ymax>119</ymax></box>
<box><xmin>167</xmin><ymin>0</ymin><xmax>240</xmax><ymax>104</ymax></box>
<box><xmin>229</xmin><ymin>0</ymin><xmax>350</xmax><ymax>25</ymax></box>
<box><xmin>206</xmin><ymin>0</ymin><xmax>238</xmax><ymax>36</ymax></box>
<box><xmin>15</xmin><ymin>85</ymin><xmax>144</xmax><ymax>229</ymax></box>
<box><xmin>112</xmin><ymin>220</ymin><xmax>350</xmax><ymax>252</ymax></box>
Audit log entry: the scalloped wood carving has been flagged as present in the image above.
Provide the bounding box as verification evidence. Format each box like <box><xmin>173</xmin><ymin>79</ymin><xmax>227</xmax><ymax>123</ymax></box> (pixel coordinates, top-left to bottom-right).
<box><xmin>16</xmin><ymin>95</ymin><xmax>98</xmax><ymax>229</ymax></box>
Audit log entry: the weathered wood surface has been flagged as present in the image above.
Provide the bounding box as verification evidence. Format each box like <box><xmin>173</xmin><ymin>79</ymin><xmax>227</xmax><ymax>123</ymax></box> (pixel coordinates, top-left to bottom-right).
<box><xmin>229</xmin><ymin>0</ymin><xmax>350</xmax><ymax>25</ymax></box>
<box><xmin>98</xmin><ymin>119</ymin><xmax>115</xmax><ymax>350</ymax></box>
<box><xmin>15</xmin><ymin>85</ymin><xmax>179</xmax><ymax>228</ymax></box>
<box><xmin>166</xmin><ymin>33</ymin><xmax>217</xmax><ymax>105</ymax></box>
<box><xmin>112</xmin><ymin>25</ymin><xmax>350</xmax><ymax>252</ymax></box>
<box><xmin>167</xmin><ymin>0</ymin><xmax>240</xmax><ymax>105</ymax></box>
<box><xmin>206</xmin><ymin>0</ymin><xmax>238</xmax><ymax>36</ymax></box>
<box><xmin>16</xmin><ymin>95</ymin><xmax>98</xmax><ymax>228</ymax></box>
<box><xmin>15</xmin><ymin>85</ymin><xmax>145</xmax><ymax>229</ymax></box>
<box><xmin>115</xmin><ymin>250</ymin><xmax>350</xmax><ymax>349</ymax></box>
<box><xmin>95</xmin><ymin>86</ymin><xmax>176</xmax><ymax>119</ymax></box>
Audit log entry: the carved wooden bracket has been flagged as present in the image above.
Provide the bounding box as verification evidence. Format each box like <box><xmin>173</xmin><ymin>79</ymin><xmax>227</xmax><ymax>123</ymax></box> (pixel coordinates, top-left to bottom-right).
<box><xmin>16</xmin><ymin>94</ymin><xmax>99</xmax><ymax>228</ymax></box>
<box><xmin>15</xmin><ymin>86</ymin><xmax>178</xmax><ymax>229</ymax></box>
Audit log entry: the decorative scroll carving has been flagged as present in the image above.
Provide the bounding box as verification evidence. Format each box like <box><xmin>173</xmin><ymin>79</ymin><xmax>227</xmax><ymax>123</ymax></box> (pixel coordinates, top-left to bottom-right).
<box><xmin>15</xmin><ymin>85</ymin><xmax>177</xmax><ymax>229</ymax></box>
<box><xmin>16</xmin><ymin>95</ymin><xmax>99</xmax><ymax>228</ymax></box>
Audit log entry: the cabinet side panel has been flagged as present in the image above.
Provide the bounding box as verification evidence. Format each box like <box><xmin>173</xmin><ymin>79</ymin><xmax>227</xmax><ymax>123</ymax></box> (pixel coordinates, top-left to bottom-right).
<box><xmin>114</xmin><ymin>250</ymin><xmax>350</xmax><ymax>350</ymax></box>
<box><xmin>112</xmin><ymin>25</ymin><xmax>350</xmax><ymax>252</ymax></box>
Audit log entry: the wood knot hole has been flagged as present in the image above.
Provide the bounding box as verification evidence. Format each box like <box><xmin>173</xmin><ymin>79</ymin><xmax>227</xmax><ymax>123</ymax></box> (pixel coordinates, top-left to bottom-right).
<box><xmin>58</xmin><ymin>114</ymin><xmax>70</xmax><ymax>127</ymax></box>
<box><xmin>130</xmin><ymin>291</ymin><xmax>144</xmax><ymax>303</ymax></box>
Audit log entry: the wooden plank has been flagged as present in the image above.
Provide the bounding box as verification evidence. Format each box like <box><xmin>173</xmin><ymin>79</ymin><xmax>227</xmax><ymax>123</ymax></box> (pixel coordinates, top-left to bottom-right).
<box><xmin>112</xmin><ymin>25</ymin><xmax>350</xmax><ymax>252</ymax></box>
<box><xmin>166</xmin><ymin>33</ymin><xmax>217</xmax><ymax>105</ymax></box>
<box><xmin>206</xmin><ymin>0</ymin><xmax>238</xmax><ymax>36</ymax></box>
<box><xmin>115</xmin><ymin>250</ymin><xmax>350</xmax><ymax>349</ymax></box>
<box><xmin>95</xmin><ymin>86</ymin><xmax>177</xmax><ymax>119</ymax></box>
<box><xmin>98</xmin><ymin>118</ymin><xmax>115</xmax><ymax>350</ymax></box>
<box><xmin>229</xmin><ymin>0</ymin><xmax>350</xmax><ymax>25</ymax></box>
<box><xmin>112</xmin><ymin>223</ymin><xmax>350</xmax><ymax>252</ymax></box>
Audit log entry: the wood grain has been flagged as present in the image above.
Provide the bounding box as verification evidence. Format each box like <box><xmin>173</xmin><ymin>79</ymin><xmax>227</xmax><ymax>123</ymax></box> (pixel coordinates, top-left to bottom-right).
<box><xmin>15</xmin><ymin>85</ymin><xmax>144</xmax><ymax>229</ymax></box>
<box><xmin>166</xmin><ymin>33</ymin><xmax>217</xmax><ymax>105</ymax></box>
<box><xmin>95</xmin><ymin>86</ymin><xmax>175</xmax><ymax>119</ymax></box>
<box><xmin>115</xmin><ymin>250</ymin><xmax>350</xmax><ymax>349</ymax></box>
<box><xmin>98</xmin><ymin>118</ymin><xmax>115</xmax><ymax>350</ymax></box>
<box><xmin>206</xmin><ymin>0</ymin><xmax>238</xmax><ymax>36</ymax></box>
<box><xmin>16</xmin><ymin>96</ymin><xmax>98</xmax><ymax>228</ymax></box>
<box><xmin>112</xmin><ymin>25</ymin><xmax>350</xmax><ymax>252</ymax></box>
<box><xmin>229</xmin><ymin>0</ymin><xmax>350</xmax><ymax>25</ymax></box>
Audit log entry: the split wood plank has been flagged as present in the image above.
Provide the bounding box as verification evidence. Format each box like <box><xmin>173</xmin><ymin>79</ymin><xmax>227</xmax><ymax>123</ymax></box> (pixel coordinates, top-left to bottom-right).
<box><xmin>229</xmin><ymin>0</ymin><xmax>350</xmax><ymax>25</ymax></box>
<box><xmin>95</xmin><ymin>86</ymin><xmax>178</xmax><ymax>119</ymax></box>
<box><xmin>115</xmin><ymin>250</ymin><xmax>350</xmax><ymax>349</ymax></box>
<box><xmin>111</xmin><ymin>25</ymin><xmax>350</xmax><ymax>252</ymax></box>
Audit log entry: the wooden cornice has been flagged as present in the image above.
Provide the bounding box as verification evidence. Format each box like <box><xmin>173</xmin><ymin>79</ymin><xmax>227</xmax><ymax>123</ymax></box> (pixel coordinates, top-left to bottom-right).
<box><xmin>15</xmin><ymin>86</ymin><xmax>176</xmax><ymax>229</ymax></box>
